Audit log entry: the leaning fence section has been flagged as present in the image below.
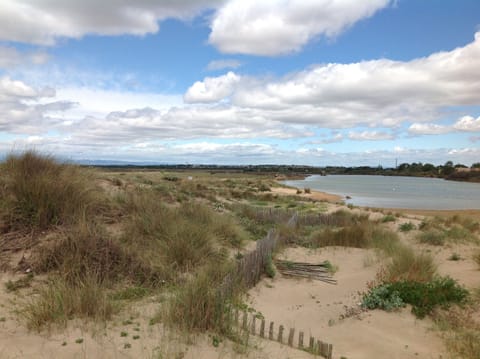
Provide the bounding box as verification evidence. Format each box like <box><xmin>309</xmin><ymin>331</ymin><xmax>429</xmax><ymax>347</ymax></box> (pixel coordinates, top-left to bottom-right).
<box><xmin>233</xmin><ymin>309</ymin><xmax>333</xmax><ymax>359</ymax></box>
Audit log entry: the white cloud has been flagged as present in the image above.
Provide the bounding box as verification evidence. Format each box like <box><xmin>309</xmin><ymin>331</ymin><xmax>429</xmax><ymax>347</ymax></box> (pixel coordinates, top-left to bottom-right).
<box><xmin>0</xmin><ymin>76</ymin><xmax>73</xmax><ymax>134</ymax></box>
<box><xmin>209</xmin><ymin>0</ymin><xmax>391</xmax><ymax>55</ymax></box>
<box><xmin>408</xmin><ymin>123</ymin><xmax>450</xmax><ymax>135</ymax></box>
<box><xmin>453</xmin><ymin>115</ymin><xmax>480</xmax><ymax>132</ymax></box>
<box><xmin>0</xmin><ymin>0</ymin><xmax>224</xmax><ymax>45</ymax></box>
<box><xmin>206</xmin><ymin>59</ymin><xmax>242</xmax><ymax>71</ymax></box>
<box><xmin>211</xmin><ymin>31</ymin><xmax>480</xmax><ymax>128</ymax></box>
<box><xmin>348</xmin><ymin>130</ymin><xmax>393</xmax><ymax>141</ymax></box>
<box><xmin>184</xmin><ymin>71</ymin><xmax>240</xmax><ymax>103</ymax></box>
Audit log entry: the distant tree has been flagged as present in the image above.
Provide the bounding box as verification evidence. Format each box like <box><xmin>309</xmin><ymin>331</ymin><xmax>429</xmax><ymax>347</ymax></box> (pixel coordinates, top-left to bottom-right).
<box><xmin>442</xmin><ymin>161</ymin><xmax>455</xmax><ymax>176</ymax></box>
<box><xmin>422</xmin><ymin>163</ymin><xmax>436</xmax><ymax>172</ymax></box>
<box><xmin>472</xmin><ymin>163</ymin><xmax>480</xmax><ymax>169</ymax></box>
<box><xmin>454</xmin><ymin>163</ymin><xmax>468</xmax><ymax>168</ymax></box>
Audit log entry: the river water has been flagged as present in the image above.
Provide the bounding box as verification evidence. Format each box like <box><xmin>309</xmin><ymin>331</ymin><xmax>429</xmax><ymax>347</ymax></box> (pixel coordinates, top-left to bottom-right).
<box><xmin>283</xmin><ymin>175</ymin><xmax>480</xmax><ymax>210</ymax></box>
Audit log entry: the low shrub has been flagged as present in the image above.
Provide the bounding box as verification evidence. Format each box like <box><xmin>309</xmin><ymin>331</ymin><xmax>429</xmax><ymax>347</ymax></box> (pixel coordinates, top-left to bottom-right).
<box><xmin>382</xmin><ymin>215</ymin><xmax>396</xmax><ymax>223</ymax></box>
<box><xmin>362</xmin><ymin>284</ymin><xmax>405</xmax><ymax>311</ymax></box>
<box><xmin>418</xmin><ymin>229</ymin><xmax>446</xmax><ymax>246</ymax></box>
<box><xmin>363</xmin><ymin>276</ymin><xmax>469</xmax><ymax>318</ymax></box>
<box><xmin>399</xmin><ymin>222</ymin><xmax>415</xmax><ymax>232</ymax></box>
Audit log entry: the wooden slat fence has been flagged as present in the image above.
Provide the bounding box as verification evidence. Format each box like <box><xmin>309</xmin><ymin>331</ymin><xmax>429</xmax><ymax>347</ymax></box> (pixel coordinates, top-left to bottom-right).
<box><xmin>216</xmin><ymin>211</ymin><xmax>334</xmax><ymax>358</ymax></box>
<box><xmin>233</xmin><ymin>309</ymin><xmax>333</xmax><ymax>359</ymax></box>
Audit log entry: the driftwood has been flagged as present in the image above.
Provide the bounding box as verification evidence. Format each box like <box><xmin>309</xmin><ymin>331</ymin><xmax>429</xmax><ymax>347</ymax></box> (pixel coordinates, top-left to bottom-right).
<box><xmin>275</xmin><ymin>260</ymin><xmax>337</xmax><ymax>285</ymax></box>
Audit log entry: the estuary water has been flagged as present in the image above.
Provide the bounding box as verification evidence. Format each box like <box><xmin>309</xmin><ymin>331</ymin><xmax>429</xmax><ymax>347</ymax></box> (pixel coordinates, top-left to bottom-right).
<box><xmin>283</xmin><ymin>175</ymin><xmax>480</xmax><ymax>210</ymax></box>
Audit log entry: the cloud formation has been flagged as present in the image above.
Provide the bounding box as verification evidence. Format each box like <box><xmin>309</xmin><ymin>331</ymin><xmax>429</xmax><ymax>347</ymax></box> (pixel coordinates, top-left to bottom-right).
<box><xmin>0</xmin><ymin>76</ymin><xmax>73</xmax><ymax>134</ymax></box>
<box><xmin>209</xmin><ymin>0</ymin><xmax>391</xmax><ymax>55</ymax></box>
<box><xmin>0</xmin><ymin>0</ymin><xmax>224</xmax><ymax>45</ymax></box>
<box><xmin>184</xmin><ymin>71</ymin><xmax>240</xmax><ymax>103</ymax></box>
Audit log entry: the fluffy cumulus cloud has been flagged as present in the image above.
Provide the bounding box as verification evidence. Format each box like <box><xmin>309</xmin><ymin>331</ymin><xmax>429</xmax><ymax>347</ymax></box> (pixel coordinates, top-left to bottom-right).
<box><xmin>453</xmin><ymin>115</ymin><xmax>480</xmax><ymax>132</ymax></box>
<box><xmin>184</xmin><ymin>71</ymin><xmax>240</xmax><ymax>103</ymax></box>
<box><xmin>209</xmin><ymin>0</ymin><xmax>391</xmax><ymax>55</ymax></box>
<box><xmin>190</xmin><ymin>32</ymin><xmax>480</xmax><ymax>129</ymax></box>
<box><xmin>0</xmin><ymin>0</ymin><xmax>225</xmax><ymax>45</ymax></box>
<box><xmin>0</xmin><ymin>76</ymin><xmax>74</xmax><ymax>134</ymax></box>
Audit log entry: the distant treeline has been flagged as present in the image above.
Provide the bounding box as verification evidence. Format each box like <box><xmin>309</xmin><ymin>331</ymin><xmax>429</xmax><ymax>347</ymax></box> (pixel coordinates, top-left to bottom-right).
<box><xmin>324</xmin><ymin>161</ymin><xmax>480</xmax><ymax>183</ymax></box>
<box><xmin>91</xmin><ymin>161</ymin><xmax>480</xmax><ymax>183</ymax></box>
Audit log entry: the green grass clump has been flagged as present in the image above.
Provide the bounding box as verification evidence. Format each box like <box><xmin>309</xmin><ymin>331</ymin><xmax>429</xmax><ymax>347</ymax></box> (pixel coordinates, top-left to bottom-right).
<box><xmin>0</xmin><ymin>151</ymin><xmax>103</xmax><ymax>231</ymax></box>
<box><xmin>264</xmin><ymin>254</ymin><xmax>275</xmax><ymax>278</ymax></box>
<box><xmin>418</xmin><ymin>229</ymin><xmax>446</xmax><ymax>246</ymax></box>
<box><xmin>381</xmin><ymin>215</ymin><xmax>396</xmax><ymax>223</ymax></box>
<box><xmin>399</xmin><ymin>222</ymin><xmax>415</xmax><ymax>232</ymax></box>
<box><xmin>5</xmin><ymin>273</ymin><xmax>34</xmax><ymax>292</ymax></box>
<box><xmin>363</xmin><ymin>277</ymin><xmax>469</xmax><ymax>318</ymax></box>
<box><xmin>383</xmin><ymin>246</ymin><xmax>436</xmax><ymax>283</ymax></box>
<box><xmin>23</xmin><ymin>274</ymin><xmax>117</xmax><ymax>330</ymax></box>
<box><xmin>164</xmin><ymin>262</ymin><xmax>242</xmax><ymax>334</ymax></box>
<box><xmin>33</xmin><ymin>221</ymin><xmax>156</xmax><ymax>285</ymax></box>
<box><xmin>448</xmin><ymin>253</ymin><xmax>461</xmax><ymax>261</ymax></box>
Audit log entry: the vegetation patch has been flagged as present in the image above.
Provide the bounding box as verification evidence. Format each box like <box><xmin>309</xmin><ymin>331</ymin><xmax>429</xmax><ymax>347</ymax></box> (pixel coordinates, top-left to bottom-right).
<box><xmin>399</xmin><ymin>222</ymin><xmax>415</xmax><ymax>232</ymax></box>
<box><xmin>363</xmin><ymin>277</ymin><xmax>469</xmax><ymax>318</ymax></box>
<box><xmin>0</xmin><ymin>151</ymin><xmax>104</xmax><ymax>231</ymax></box>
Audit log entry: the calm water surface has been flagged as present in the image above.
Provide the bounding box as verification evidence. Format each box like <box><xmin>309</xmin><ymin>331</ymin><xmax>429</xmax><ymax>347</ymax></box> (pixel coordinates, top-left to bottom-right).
<box><xmin>284</xmin><ymin>175</ymin><xmax>480</xmax><ymax>210</ymax></box>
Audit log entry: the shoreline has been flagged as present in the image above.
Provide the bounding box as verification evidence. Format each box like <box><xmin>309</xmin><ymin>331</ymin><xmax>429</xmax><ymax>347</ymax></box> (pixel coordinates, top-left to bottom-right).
<box><xmin>275</xmin><ymin>183</ymin><xmax>480</xmax><ymax>217</ymax></box>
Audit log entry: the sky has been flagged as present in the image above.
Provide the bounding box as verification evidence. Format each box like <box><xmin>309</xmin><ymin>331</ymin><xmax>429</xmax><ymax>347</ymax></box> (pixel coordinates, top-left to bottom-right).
<box><xmin>0</xmin><ymin>0</ymin><xmax>480</xmax><ymax>166</ymax></box>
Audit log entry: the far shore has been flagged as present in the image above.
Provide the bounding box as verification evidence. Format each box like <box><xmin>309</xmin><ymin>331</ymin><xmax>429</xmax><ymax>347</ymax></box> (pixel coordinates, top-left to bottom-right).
<box><xmin>274</xmin><ymin>183</ymin><xmax>480</xmax><ymax>218</ymax></box>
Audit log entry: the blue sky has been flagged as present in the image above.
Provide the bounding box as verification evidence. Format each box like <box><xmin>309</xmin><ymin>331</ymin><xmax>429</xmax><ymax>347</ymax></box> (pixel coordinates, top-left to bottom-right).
<box><xmin>1</xmin><ymin>0</ymin><xmax>479</xmax><ymax>166</ymax></box>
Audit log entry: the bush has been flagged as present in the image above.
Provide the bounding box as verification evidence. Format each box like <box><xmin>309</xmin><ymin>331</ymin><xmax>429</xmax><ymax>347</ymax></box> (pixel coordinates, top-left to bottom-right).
<box><xmin>418</xmin><ymin>229</ymin><xmax>446</xmax><ymax>246</ymax></box>
<box><xmin>363</xmin><ymin>277</ymin><xmax>469</xmax><ymax>318</ymax></box>
<box><xmin>362</xmin><ymin>284</ymin><xmax>405</xmax><ymax>311</ymax></box>
<box><xmin>399</xmin><ymin>222</ymin><xmax>415</xmax><ymax>232</ymax></box>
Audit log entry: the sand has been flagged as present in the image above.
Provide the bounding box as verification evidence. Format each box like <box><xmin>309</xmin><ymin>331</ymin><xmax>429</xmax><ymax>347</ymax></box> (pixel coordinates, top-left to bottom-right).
<box><xmin>271</xmin><ymin>187</ymin><xmax>343</xmax><ymax>203</ymax></box>
<box><xmin>248</xmin><ymin>247</ymin><xmax>446</xmax><ymax>359</ymax></box>
<box><xmin>1</xmin><ymin>192</ymin><xmax>479</xmax><ymax>358</ymax></box>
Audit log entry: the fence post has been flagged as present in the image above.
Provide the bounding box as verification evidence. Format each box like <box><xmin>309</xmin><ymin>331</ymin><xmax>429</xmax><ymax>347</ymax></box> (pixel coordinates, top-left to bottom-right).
<box><xmin>298</xmin><ymin>331</ymin><xmax>304</xmax><ymax>348</ymax></box>
<box><xmin>288</xmin><ymin>328</ymin><xmax>295</xmax><ymax>346</ymax></box>
<box><xmin>278</xmin><ymin>325</ymin><xmax>284</xmax><ymax>343</ymax></box>
<box><xmin>260</xmin><ymin>319</ymin><xmax>265</xmax><ymax>338</ymax></box>
<box><xmin>269</xmin><ymin>322</ymin><xmax>274</xmax><ymax>340</ymax></box>
<box><xmin>251</xmin><ymin>315</ymin><xmax>256</xmax><ymax>335</ymax></box>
